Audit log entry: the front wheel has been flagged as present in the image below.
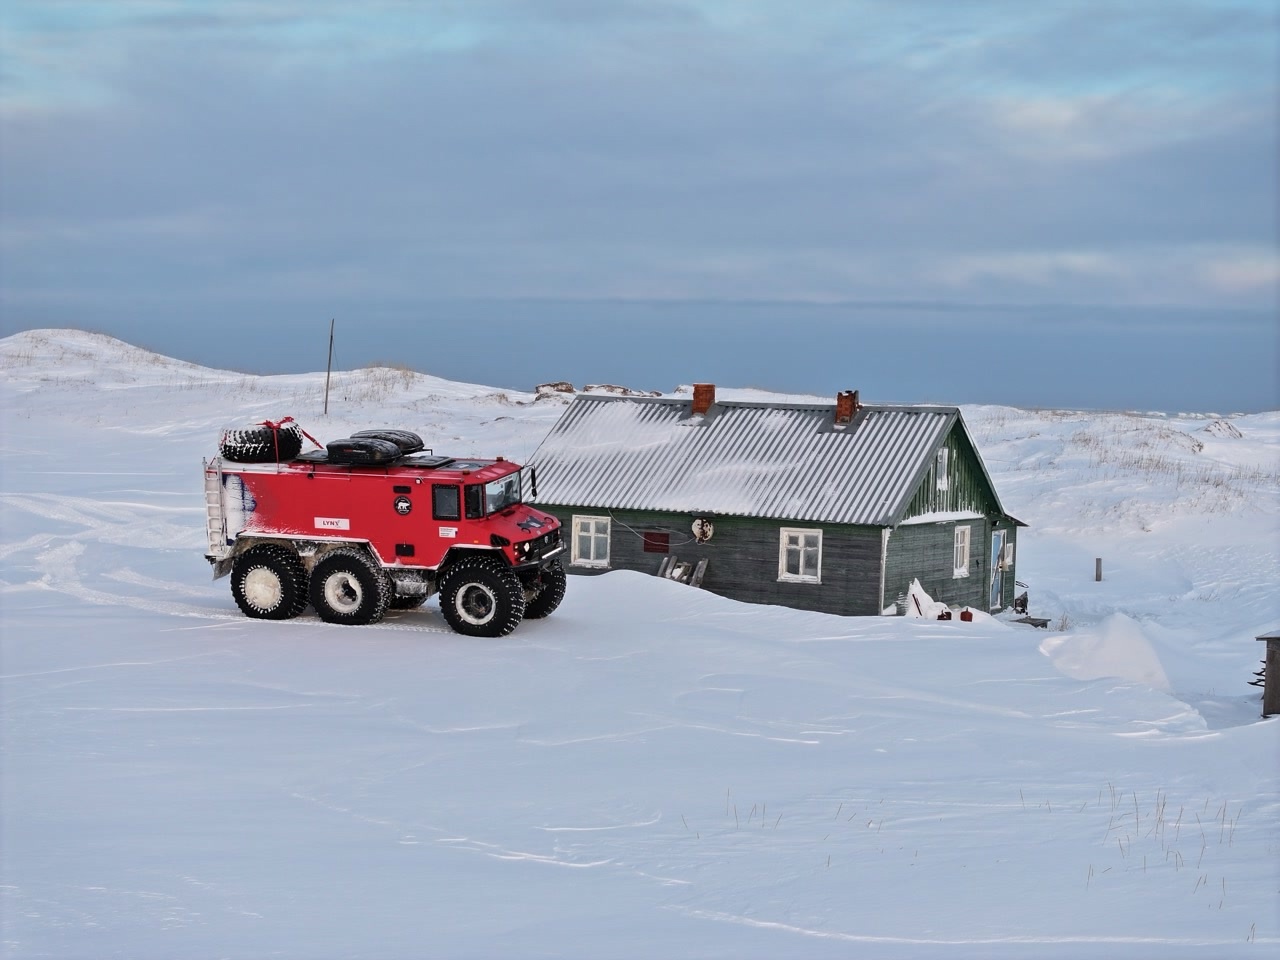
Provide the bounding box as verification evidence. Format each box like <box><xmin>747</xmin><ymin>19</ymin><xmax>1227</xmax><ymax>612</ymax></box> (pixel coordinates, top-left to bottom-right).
<box><xmin>309</xmin><ymin>548</ymin><xmax>391</xmax><ymax>626</ymax></box>
<box><xmin>438</xmin><ymin>557</ymin><xmax>525</xmax><ymax>638</ymax></box>
<box><xmin>522</xmin><ymin>561</ymin><xmax>566</xmax><ymax>620</ymax></box>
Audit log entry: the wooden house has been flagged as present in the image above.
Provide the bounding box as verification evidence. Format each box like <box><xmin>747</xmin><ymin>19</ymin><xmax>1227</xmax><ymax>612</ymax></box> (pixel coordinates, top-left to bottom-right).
<box><xmin>529</xmin><ymin>384</ymin><xmax>1024</xmax><ymax>617</ymax></box>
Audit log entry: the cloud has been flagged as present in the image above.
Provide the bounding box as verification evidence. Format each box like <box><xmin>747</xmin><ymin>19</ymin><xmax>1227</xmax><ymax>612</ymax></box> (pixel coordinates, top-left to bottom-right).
<box><xmin>0</xmin><ymin>0</ymin><xmax>1275</xmax><ymax>312</ymax></box>
<box><xmin>1200</xmin><ymin>252</ymin><xmax>1280</xmax><ymax>296</ymax></box>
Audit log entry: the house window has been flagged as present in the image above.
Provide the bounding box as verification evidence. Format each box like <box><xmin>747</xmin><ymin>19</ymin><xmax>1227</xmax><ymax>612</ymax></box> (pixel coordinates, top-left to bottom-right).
<box><xmin>953</xmin><ymin>525</ymin><xmax>970</xmax><ymax>577</ymax></box>
<box><xmin>572</xmin><ymin>515</ymin><xmax>611</xmax><ymax>568</ymax></box>
<box><xmin>936</xmin><ymin>448</ymin><xmax>950</xmax><ymax>491</ymax></box>
<box><xmin>778</xmin><ymin>528</ymin><xmax>822</xmax><ymax>583</ymax></box>
<box><xmin>642</xmin><ymin>532</ymin><xmax>670</xmax><ymax>553</ymax></box>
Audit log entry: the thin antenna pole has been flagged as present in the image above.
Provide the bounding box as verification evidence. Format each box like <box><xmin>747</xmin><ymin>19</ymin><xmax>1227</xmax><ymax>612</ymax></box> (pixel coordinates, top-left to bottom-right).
<box><xmin>323</xmin><ymin>318</ymin><xmax>334</xmax><ymax>415</ymax></box>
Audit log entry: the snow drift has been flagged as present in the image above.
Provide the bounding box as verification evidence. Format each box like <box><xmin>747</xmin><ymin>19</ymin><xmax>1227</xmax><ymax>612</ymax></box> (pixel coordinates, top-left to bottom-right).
<box><xmin>1</xmin><ymin>330</ymin><xmax>1277</xmax><ymax>959</ymax></box>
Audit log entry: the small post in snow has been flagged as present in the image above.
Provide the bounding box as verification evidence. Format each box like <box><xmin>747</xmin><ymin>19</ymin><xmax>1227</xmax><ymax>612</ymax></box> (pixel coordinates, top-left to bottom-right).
<box><xmin>1095</xmin><ymin>558</ymin><xmax>1103</xmax><ymax>582</ymax></box>
<box><xmin>324</xmin><ymin>319</ymin><xmax>335</xmax><ymax>415</ymax></box>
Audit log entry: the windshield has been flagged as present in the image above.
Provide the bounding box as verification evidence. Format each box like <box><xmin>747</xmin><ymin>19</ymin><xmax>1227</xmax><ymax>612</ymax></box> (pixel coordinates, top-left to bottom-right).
<box><xmin>484</xmin><ymin>473</ymin><xmax>522</xmax><ymax>514</ymax></box>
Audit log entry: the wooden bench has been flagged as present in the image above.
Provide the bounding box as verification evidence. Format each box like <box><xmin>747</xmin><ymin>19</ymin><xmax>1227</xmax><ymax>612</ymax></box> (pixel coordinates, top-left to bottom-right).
<box><xmin>1014</xmin><ymin>616</ymin><xmax>1051</xmax><ymax>629</ymax></box>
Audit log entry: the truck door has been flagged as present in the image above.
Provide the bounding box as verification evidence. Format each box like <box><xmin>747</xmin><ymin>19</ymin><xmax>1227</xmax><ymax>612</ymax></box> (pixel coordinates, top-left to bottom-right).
<box><xmin>432</xmin><ymin>484</ymin><xmax>462</xmax><ymax>552</ymax></box>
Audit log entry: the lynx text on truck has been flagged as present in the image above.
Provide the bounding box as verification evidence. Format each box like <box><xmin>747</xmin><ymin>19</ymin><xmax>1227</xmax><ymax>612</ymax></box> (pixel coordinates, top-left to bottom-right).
<box><xmin>203</xmin><ymin>420</ymin><xmax>566</xmax><ymax>637</ymax></box>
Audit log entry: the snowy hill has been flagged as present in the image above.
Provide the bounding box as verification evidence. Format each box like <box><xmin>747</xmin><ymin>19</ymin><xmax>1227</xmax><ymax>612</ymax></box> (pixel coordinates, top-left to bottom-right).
<box><xmin>1</xmin><ymin>329</ymin><xmax>1277</xmax><ymax>958</ymax></box>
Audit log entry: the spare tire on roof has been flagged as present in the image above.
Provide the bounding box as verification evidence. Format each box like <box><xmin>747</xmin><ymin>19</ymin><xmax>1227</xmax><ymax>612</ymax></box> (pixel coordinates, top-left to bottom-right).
<box><xmin>351</xmin><ymin>429</ymin><xmax>424</xmax><ymax>454</ymax></box>
<box><xmin>220</xmin><ymin>419</ymin><xmax>305</xmax><ymax>463</ymax></box>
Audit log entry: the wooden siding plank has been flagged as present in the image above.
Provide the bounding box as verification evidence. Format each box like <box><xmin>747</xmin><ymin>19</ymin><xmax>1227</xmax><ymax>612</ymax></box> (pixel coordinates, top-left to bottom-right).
<box><xmin>540</xmin><ymin>505</ymin><xmax>885</xmax><ymax>616</ymax></box>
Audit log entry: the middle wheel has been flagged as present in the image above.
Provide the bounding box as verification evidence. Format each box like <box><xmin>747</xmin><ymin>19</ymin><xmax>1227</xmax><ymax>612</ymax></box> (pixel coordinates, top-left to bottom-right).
<box><xmin>309</xmin><ymin>547</ymin><xmax>391</xmax><ymax>625</ymax></box>
<box><xmin>438</xmin><ymin>557</ymin><xmax>526</xmax><ymax>638</ymax></box>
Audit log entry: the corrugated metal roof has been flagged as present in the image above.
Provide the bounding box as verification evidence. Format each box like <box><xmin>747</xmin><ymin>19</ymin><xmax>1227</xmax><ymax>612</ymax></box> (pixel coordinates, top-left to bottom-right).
<box><xmin>530</xmin><ymin>396</ymin><xmax>960</xmax><ymax>526</ymax></box>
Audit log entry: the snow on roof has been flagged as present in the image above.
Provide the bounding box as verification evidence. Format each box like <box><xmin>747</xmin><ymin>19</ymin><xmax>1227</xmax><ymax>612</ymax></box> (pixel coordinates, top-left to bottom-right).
<box><xmin>899</xmin><ymin>509</ymin><xmax>988</xmax><ymax>526</ymax></box>
<box><xmin>531</xmin><ymin>394</ymin><xmax>962</xmax><ymax>525</ymax></box>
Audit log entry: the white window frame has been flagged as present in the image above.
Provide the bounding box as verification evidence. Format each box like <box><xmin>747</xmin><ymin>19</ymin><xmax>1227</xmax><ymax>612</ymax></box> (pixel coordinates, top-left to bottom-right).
<box><xmin>953</xmin><ymin>524</ymin><xmax>971</xmax><ymax>578</ymax></box>
<box><xmin>936</xmin><ymin>447</ymin><xmax>950</xmax><ymax>491</ymax></box>
<box><xmin>571</xmin><ymin>515</ymin><xmax>611</xmax><ymax>568</ymax></box>
<box><xmin>778</xmin><ymin>528</ymin><xmax>823</xmax><ymax>584</ymax></box>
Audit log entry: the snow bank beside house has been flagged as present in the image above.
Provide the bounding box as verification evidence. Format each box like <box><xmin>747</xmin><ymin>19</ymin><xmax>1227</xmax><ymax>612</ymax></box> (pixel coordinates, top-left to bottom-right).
<box><xmin>904</xmin><ymin>577</ymin><xmax>949</xmax><ymax>618</ymax></box>
<box><xmin>1040</xmin><ymin>613</ymin><xmax>1173</xmax><ymax>691</ymax></box>
<box><xmin>903</xmin><ymin>577</ymin><xmax>996</xmax><ymax>624</ymax></box>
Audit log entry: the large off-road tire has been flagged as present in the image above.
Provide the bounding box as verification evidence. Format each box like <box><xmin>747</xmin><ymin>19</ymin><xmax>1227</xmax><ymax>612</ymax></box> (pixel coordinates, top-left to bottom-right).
<box><xmin>231</xmin><ymin>544</ymin><xmax>309</xmax><ymax>620</ymax></box>
<box><xmin>351</xmin><ymin>429</ymin><xmax>424</xmax><ymax>454</ymax></box>
<box><xmin>220</xmin><ymin>421</ymin><xmax>304</xmax><ymax>463</ymax></box>
<box><xmin>522</xmin><ymin>560</ymin><xmax>566</xmax><ymax>620</ymax></box>
<box><xmin>309</xmin><ymin>547</ymin><xmax>391</xmax><ymax>626</ymax></box>
<box><xmin>438</xmin><ymin>556</ymin><xmax>525</xmax><ymax>638</ymax></box>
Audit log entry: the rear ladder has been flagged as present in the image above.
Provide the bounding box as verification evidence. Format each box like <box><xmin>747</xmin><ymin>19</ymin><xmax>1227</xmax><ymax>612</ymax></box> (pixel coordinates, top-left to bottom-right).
<box><xmin>203</xmin><ymin>458</ymin><xmax>229</xmax><ymax>559</ymax></box>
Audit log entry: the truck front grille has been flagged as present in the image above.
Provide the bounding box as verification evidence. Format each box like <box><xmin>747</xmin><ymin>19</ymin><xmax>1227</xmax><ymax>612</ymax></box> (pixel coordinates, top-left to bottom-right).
<box><xmin>524</xmin><ymin>529</ymin><xmax>562</xmax><ymax>562</ymax></box>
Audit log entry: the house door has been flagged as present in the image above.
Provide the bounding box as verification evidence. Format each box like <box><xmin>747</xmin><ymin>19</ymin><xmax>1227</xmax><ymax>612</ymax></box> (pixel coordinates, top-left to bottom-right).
<box><xmin>989</xmin><ymin>530</ymin><xmax>1006</xmax><ymax>610</ymax></box>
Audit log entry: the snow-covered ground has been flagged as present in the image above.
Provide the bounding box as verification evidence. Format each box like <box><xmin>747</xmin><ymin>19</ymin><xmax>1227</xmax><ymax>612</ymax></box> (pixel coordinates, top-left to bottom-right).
<box><xmin>1</xmin><ymin>329</ymin><xmax>1277</xmax><ymax>959</ymax></box>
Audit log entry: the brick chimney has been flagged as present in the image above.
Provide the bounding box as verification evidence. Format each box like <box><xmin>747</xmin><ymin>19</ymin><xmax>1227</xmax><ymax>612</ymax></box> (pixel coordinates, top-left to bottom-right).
<box><xmin>692</xmin><ymin>383</ymin><xmax>716</xmax><ymax>415</ymax></box>
<box><xmin>835</xmin><ymin>389</ymin><xmax>860</xmax><ymax>425</ymax></box>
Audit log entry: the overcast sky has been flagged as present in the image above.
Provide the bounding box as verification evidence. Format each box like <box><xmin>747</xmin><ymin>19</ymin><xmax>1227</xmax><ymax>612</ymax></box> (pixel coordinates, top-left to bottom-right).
<box><xmin>1</xmin><ymin>1</ymin><xmax>1276</xmax><ymax>409</ymax></box>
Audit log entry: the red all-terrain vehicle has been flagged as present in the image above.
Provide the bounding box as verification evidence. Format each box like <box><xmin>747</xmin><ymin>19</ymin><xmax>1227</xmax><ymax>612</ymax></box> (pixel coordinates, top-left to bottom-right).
<box><xmin>203</xmin><ymin>420</ymin><xmax>565</xmax><ymax>637</ymax></box>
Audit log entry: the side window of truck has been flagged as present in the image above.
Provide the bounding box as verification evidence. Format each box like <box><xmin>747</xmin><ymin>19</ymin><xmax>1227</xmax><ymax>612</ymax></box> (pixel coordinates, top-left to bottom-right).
<box><xmin>433</xmin><ymin>485</ymin><xmax>460</xmax><ymax>520</ymax></box>
<box><xmin>464</xmin><ymin>485</ymin><xmax>484</xmax><ymax>519</ymax></box>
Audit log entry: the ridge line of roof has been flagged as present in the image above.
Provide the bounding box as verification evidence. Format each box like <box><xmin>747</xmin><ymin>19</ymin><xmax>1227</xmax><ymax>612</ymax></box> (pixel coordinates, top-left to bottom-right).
<box><xmin>569</xmin><ymin>394</ymin><xmax>961</xmax><ymax>414</ymax></box>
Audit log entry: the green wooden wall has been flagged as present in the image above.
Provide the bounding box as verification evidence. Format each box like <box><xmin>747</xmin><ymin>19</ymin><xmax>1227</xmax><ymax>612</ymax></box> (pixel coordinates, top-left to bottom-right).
<box><xmin>883</xmin><ymin>519</ymin><xmax>980</xmax><ymax>612</ymax></box>
<box><xmin>538</xmin><ymin>506</ymin><xmax>887</xmax><ymax>617</ymax></box>
<box><xmin>901</xmin><ymin>425</ymin><xmax>999</xmax><ymax>518</ymax></box>
<box><xmin>879</xmin><ymin>423</ymin><xmax>1020</xmax><ymax>613</ymax></box>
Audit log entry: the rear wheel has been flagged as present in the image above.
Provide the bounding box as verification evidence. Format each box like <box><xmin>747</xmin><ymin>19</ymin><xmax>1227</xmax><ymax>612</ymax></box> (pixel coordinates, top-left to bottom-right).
<box><xmin>231</xmin><ymin>544</ymin><xmax>308</xmax><ymax>620</ymax></box>
<box><xmin>522</xmin><ymin>561</ymin><xmax>566</xmax><ymax>619</ymax></box>
<box><xmin>438</xmin><ymin>557</ymin><xmax>525</xmax><ymax>638</ymax></box>
<box><xmin>309</xmin><ymin>548</ymin><xmax>391</xmax><ymax>626</ymax></box>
